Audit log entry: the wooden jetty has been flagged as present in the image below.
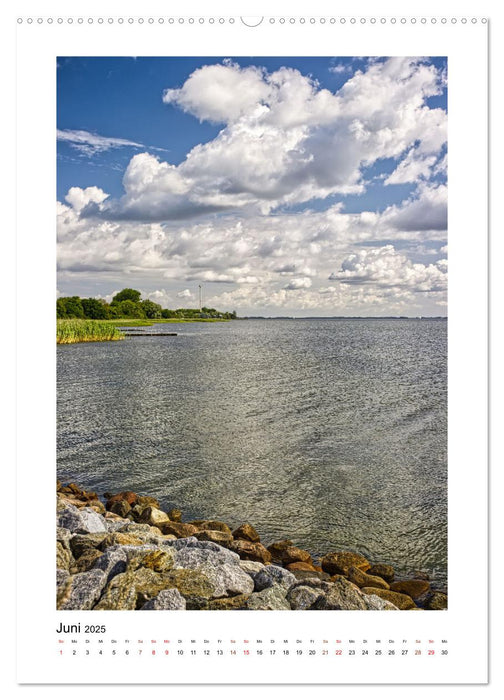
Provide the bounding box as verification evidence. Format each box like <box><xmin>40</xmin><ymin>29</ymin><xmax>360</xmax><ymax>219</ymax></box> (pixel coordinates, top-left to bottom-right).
<box><xmin>124</xmin><ymin>331</ymin><xmax>178</xmax><ymax>337</ymax></box>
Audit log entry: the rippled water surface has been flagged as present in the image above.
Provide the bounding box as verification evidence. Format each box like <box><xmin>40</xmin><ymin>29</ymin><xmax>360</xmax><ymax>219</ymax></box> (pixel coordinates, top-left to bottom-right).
<box><xmin>57</xmin><ymin>319</ymin><xmax>447</xmax><ymax>583</ymax></box>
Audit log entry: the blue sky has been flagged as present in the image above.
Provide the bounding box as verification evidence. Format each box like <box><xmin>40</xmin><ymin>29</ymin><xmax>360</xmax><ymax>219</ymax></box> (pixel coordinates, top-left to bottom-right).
<box><xmin>57</xmin><ymin>56</ymin><xmax>447</xmax><ymax>316</ymax></box>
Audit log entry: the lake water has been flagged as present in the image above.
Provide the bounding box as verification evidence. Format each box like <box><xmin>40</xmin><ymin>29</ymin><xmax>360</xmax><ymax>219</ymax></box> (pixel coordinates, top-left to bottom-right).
<box><xmin>57</xmin><ymin>319</ymin><xmax>447</xmax><ymax>584</ymax></box>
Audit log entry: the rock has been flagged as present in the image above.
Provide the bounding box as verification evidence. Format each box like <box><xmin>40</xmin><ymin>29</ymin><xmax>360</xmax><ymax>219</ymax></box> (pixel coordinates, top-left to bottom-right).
<box><xmin>361</xmin><ymin>587</ymin><xmax>417</xmax><ymax>610</ymax></box>
<box><xmin>253</xmin><ymin>565</ymin><xmax>296</xmax><ymax>592</ymax></box>
<box><xmin>156</xmin><ymin>569</ymin><xmax>215</xmax><ymax>601</ymax></box>
<box><xmin>232</xmin><ymin>523</ymin><xmax>260</xmax><ymax>543</ymax></box>
<box><xmin>162</xmin><ymin>522</ymin><xmax>199</xmax><ymax>538</ymax></box>
<box><xmin>207</xmin><ymin>595</ymin><xmax>251</xmax><ymax>610</ymax></box>
<box><xmin>407</xmin><ymin>570</ymin><xmax>430</xmax><ymax>581</ymax></box>
<box><xmin>194</xmin><ymin>530</ymin><xmax>233</xmax><ymax>546</ymax></box>
<box><xmin>239</xmin><ymin>561</ymin><xmax>265</xmax><ymax>576</ymax></box>
<box><xmin>99</xmin><ymin>533</ymin><xmax>145</xmax><ymax>549</ymax></box>
<box><xmin>244</xmin><ymin>585</ymin><xmax>291</xmax><ymax>610</ymax></box>
<box><xmin>92</xmin><ymin>548</ymin><xmax>129</xmax><ymax>581</ymax></box>
<box><xmin>194</xmin><ymin>563</ymin><xmax>255</xmax><ymax>598</ymax></box>
<box><xmin>167</xmin><ymin>508</ymin><xmax>182</xmax><ymax>522</ymax></box>
<box><xmin>390</xmin><ymin>580</ymin><xmax>430</xmax><ymax>599</ymax></box>
<box><xmin>58</xmin><ymin>570</ymin><xmax>107</xmax><ymax>610</ymax></box>
<box><xmin>321</xmin><ymin>551</ymin><xmax>370</xmax><ymax>576</ymax></box>
<box><xmin>56</xmin><ymin>541</ymin><xmax>73</xmax><ymax>571</ymax></box>
<box><xmin>57</xmin><ymin>527</ymin><xmax>72</xmax><ymax>547</ymax></box>
<box><xmin>135</xmin><ymin>496</ymin><xmax>160</xmax><ymax>509</ymax></box>
<box><xmin>362</xmin><ymin>594</ymin><xmax>398</xmax><ymax>610</ymax></box>
<box><xmin>109</xmin><ymin>500</ymin><xmax>131</xmax><ymax>518</ymax></box>
<box><xmin>71</xmin><ymin>548</ymin><xmax>103</xmax><ymax>574</ymax></box>
<box><xmin>290</xmin><ymin>570</ymin><xmax>331</xmax><ymax>583</ymax></box>
<box><xmin>287</xmin><ymin>585</ymin><xmax>322</xmax><ymax>610</ymax></box>
<box><xmin>87</xmin><ymin>500</ymin><xmax>106</xmax><ymax>515</ymax></box>
<box><xmin>58</xmin><ymin>505</ymin><xmax>107</xmax><ymax>534</ymax></box>
<box><xmin>105</xmin><ymin>491</ymin><xmax>138</xmax><ymax>510</ymax></box>
<box><xmin>286</xmin><ymin>562</ymin><xmax>318</xmax><ymax>572</ymax></box>
<box><xmin>267</xmin><ymin>540</ymin><xmax>293</xmax><ymax>561</ymax></box>
<box><xmin>129</xmin><ymin>549</ymin><xmax>175</xmax><ymax>573</ymax></box>
<box><xmin>228</xmin><ymin>539</ymin><xmax>272</xmax><ymax>564</ymax></box>
<box><xmin>311</xmin><ymin>578</ymin><xmax>368</xmax><ymax>610</ymax></box>
<box><xmin>70</xmin><ymin>533</ymin><xmax>109</xmax><ymax>558</ymax></box>
<box><xmin>116</xmin><ymin>523</ymin><xmax>165</xmax><ymax>542</ymax></box>
<box><xmin>367</xmin><ymin>564</ymin><xmax>395</xmax><ymax>583</ymax></box>
<box><xmin>138</xmin><ymin>507</ymin><xmax>171</xmax><ymax>529</ymax></box>
<box><xmin>277</xmin><ymin>546</ymin><xmax>313</xmax><ymax>565</ymax></box>
<box><xmin>140</xmin><ymin>589</ymin><xmax>186</xmax><ymax>610</ymax></box>
<box><xmin>425</xmin><ymin>592</ymin><xmax>448</xmax><ymax>610</ymax></box>
<box><xmin>172</xmin><ymin>542</ymin><xmax>240</xmax><ymax>569</ymax></box>
<box><xmin>347</xmin><ymin>566</ymin><xmax>390</xmax><ymax>590</ymax></box>
<box><xmin>198</xmin><ymin>520</ymin><xmax>233</xmax><ymax>535</ymax></box>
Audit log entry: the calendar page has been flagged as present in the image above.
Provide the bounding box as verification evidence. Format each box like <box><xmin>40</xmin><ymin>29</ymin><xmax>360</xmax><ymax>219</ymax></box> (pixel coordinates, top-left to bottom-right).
<box><xmin>15</xmin><ymin>0</ymin><xmax>488</xmax><ymax>686</ymax></box>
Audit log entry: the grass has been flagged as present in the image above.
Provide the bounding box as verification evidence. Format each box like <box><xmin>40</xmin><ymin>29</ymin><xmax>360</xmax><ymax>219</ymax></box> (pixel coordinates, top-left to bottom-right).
<box><xmin>57</xmin><ymin>319</ymin><xmax>125</xmax><ymax>344</ymax></box>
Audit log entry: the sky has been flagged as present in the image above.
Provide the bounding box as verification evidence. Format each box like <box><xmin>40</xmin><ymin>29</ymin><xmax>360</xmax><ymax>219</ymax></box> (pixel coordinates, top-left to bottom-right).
<box><xmin>57</xmin><ymin>56</ymin><xmax>447</xmax><ymax>316</ymax></box>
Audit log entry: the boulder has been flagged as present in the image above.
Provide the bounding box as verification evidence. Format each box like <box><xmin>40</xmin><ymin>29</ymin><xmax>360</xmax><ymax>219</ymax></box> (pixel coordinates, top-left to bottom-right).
<box><xmin>244</xmin><ymin>585</ymin><xmax>291</xmax><ymax>610</ymax></box>
<box><xmin>232</xmin><ymin>523</ymin><xmax>260</xmax><ymax>543</ymax></box>
<box><xmin>238</xmin><ymin>560</ymin><xmax>265</xmax><ymax>576</ymax></box>
<box><xmin>92</xmin><ymin>548</ymin><xmax>129</xmax><ymax>581</ymax></box>
<box><xmin>425</xmin><ymin>592</ymin><xmax>448</xmax><ymax>610</ymax></box>
<box><xmin>162</xmin><ymin>522</ymin><xmax>199</xmax><ymax>538</ymax></box>
<box><xmin>197</xmin><ymin>520</ymin><xmax>233</xmax><ymax>536</ymax></box>
<box><xmin>287</xmin><ymin>585</ymin><xmax>322</xmax><ymax>610</ymax></box>
<box><xmin>167</xmin><ymin>508</ymin><xmax>182</xmax><ymax>522</ymax></box>
<box><xmin>194</xmin><ymin>563</ymin><xmax>255</xmax><ymax>598</ymax></box>
<box><xmin>311</xmin><ymin>578</ymin><xmax>368</xmax><ymax>610</ymax></box>
<box><xmin>129</xmin><ymin>549</ymin><xmax>175</xmax><ymax>573</ymax></box>
<box><xmin>140</xmin><ymin>588</ymin><xmax>186</xmax><ymax>610</ymax></box>
<box><xmin>135</xmin><ymin>495</ymin><xmax>161</xmax><ymax>510</ymax></box>
<box><xmin>58</xmin><ymin>505</ymin><xmax>107</xmax><ymax>534</ymax></box>
<box><xmin>105</xmin><ymin>491</ymin><xmax>138</xmax><ymax>510</ymax></box>
<box><xmin>367</xmin><ymin>563</ymin><xmax>395</xmax><ymax>583</ymax></box>
<box><xmin>69</xmin><ymin>533</ymin><xmax>109</xmax><ymax>559</ymax></box>
<box><xmin>228</xmin><ymin>539</ymin><xmax>272</xmax><ymax>564</ymax></box>
<box><xmin>278</xmin><ymin>546</ymin><xmax>313</xmax><ymax>566</ymax></box>
<box><xmin>253</xmin><ymin>565</ymin><xmax>296</xmax><ymax>592</ymax></box>
<box><xmin>321</xmin><ymin>551</ymin><xmax>370</xmax><ymax>576</ymax></box>
<box><xmin>71</xmin><ymin>548</ymin><xmax>103</xmax><ymax>574</ymax></box>
<box><xmin>155</xmin><ymin>569</ymin><xmax>215</xmax><ymax>601</ymax></box>
<box><xmin>138</xmin><ymin>507</ymin><xmax>171</xmax><ymax>529</ymax></box>
<box><xmin>360</xmin><ymin>587</ymin><xmax>417</xmax><ymax>610</ymax></box>
<box><xmin>390</xmin><ymin>580</ymin><xmax>430</xmax><ymax>599</ymax></box>
<box><xmin>109</xmin><ymin>500</ymin><xmax>131</xmax><ymax>518</ymax></box>
<box><xmin>207</xmin><ymin>595</ymin><xmax>251</xmax><ymax>610</ymax></box>
<box><xmin>291</xmin><ymin>570</ymin><xmax>331</xmax><ymax>583</ymax></box>
<box><xmin>172</xmin><ymin>541</ymin><xmax>240</xmax><ymax>569</ymax></box>
<box><xmin>56</xmin><ymin>541</ymin><xmax>73</xmax><ymax>571</ymax></box>
<box><xmin>362</xmin><ymin>594</ymin><xmax>398</xmax><ymax>610</ymax></box>
<box><xmin>267</xmin><ymin>540</ymin><xmax>293</xmax><ymax>561</ymax></box>
<box><xmin>347</xmin><ymin>566</ymin><xmax>390</xmax><ymax>590</ymax></box>
<box><xmin>286</xmin><ymin>562</ymin><xmax>318</xmax><ymax>573</ymax></box>
<box><xmin>58</xmin><ymin>570</ymin><xmax>107</xmax><ymax>610</ymax></box>
<box><xmin>194</xmin><ymin>529</ymin><xmax>233</xmax><ymax>546</ymax></box>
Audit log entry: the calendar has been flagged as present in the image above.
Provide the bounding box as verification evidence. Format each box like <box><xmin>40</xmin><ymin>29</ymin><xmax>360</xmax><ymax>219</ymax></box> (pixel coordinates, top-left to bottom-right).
<box><xmin>14</xmin><ymin>0</ymin><xmax>488</xmax><ymax>686</ymax></box>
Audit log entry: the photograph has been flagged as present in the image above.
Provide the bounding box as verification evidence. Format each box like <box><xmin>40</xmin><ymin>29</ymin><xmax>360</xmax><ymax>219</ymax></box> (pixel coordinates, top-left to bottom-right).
<box><xmin>56</xmin><ymin>55</ymin><xmax>448</xmax><ymax>612</ymax></box>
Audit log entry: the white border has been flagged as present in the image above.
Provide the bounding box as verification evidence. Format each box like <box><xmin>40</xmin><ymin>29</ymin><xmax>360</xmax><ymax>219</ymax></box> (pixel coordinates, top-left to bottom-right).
<box><xmin>14</xmin><ymin>10</ymin><xmax>488</xmax><ymax>687</ymax></box>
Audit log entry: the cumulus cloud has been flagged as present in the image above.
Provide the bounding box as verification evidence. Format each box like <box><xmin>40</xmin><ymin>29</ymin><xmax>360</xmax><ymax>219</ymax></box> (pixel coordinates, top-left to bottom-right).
<box><xmin>83</xmin><ymin>57</ymin><xmax>446</xmax><ymax>222</ymax></box>
<box><xmin>330</xmin><ymin>245</ymin><xmax>447</xmax><ymax>293</ymax></box>
<box><xmin>284</xmin><ymin>277</ymin><xmax>312</xmax><ymax>290</ymax></box>
<box><xmin>57</xmin><ymin>129</ymin><xmax>144</xmax><ymax>156</ymax></box>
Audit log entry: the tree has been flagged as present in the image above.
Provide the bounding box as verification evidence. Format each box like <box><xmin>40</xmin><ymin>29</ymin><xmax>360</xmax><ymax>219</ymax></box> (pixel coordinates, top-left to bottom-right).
<box><xmin>141</xmin><ymin>299</ymin><xmax>163</xmax><ymax>319</ymax></box>
<box><xmin>81</xmin><ymin>297</ymin><xmax>109</xmax><ymax>319</ymax></box>
<box><xmin>114</xmin><ymin>299</ymin><xmax>145</xmax><ymax>318</ymax></box>
<box><xmin>57</xmin><ymin>296</ymin><xmax>85</xmax><ymax>318</ymax></box>
<box><xmin>111</xmin><ymin>288</ymin><xmax>141</xmax><ymax>304</ymax></box>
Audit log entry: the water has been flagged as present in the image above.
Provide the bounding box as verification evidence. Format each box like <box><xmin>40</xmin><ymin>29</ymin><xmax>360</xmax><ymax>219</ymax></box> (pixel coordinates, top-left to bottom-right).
<box><xmin>57</xmin><ymin>319</ymin><xmax>447</xmax><ymax>584</ymax></box>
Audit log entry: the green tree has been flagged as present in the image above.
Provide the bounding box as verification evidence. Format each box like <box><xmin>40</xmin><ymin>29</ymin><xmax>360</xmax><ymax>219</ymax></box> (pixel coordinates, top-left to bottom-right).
<box><xmin>111</xmin><ymin>288</ymin><xmax>141</xmax><ymax>304</ymax></box>
<box><xmin>114</xmin><ymin>299</ymin><xmax>145</xmax><ymax>318</ymax></box>
<box><xmin>81</xmin><ymin>297</ymin><xmax>109</xmax><ymax>319</ymax></box>
<box><xmin>141</xmin><ymin>299</ymin><xmax>163</xmax><ymax>319</ymax></box>
<box><xmin>57</xmin><ymin>296</ymin><xmax>85</xmax><ymax>318</ymax></box>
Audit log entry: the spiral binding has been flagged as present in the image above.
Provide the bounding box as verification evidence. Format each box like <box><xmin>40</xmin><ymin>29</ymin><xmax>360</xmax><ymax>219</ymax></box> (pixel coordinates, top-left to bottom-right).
<box><xmin>16</xmin><ymin>16</ymin><xmax>488</xmax><ymax>26</ymax></box>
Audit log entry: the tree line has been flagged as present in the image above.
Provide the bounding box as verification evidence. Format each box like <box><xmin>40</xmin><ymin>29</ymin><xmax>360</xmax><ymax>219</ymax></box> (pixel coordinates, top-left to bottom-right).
<box><xmin>57</xmin><ymin>288</ymin><xmax>237</xmax><ymax>320</ymax></box>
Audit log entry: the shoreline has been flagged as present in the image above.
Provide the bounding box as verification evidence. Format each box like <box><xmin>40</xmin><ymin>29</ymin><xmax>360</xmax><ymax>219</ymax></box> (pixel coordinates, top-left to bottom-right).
<box><xmin>57</xmin><ymin>481</ymin><xmax>448</xmax><ymax>611</ymax></box>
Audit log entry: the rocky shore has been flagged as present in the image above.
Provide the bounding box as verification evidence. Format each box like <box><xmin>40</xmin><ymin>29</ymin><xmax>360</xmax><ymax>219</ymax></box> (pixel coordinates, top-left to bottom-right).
<box><xmin>57</xmin><ymin>482</ymin><xmax>448</xmax><ymax>611</ymax></box>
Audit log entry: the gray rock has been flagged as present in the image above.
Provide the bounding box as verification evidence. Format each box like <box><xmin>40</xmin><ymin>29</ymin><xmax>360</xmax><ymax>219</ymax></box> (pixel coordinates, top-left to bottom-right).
<box><xmin>173</xmin><ymin>543</ymin><xmax>240</xmax><ymax>569</ymax></box>
<box><xmin>57</xmin><ymin>568</ymin><xmax>69</xmax><ymax>589</ymax></box>
<box><xmin>290</xmin><ymin>570</ymin><xmax>331</xmax><ymax>583</ymax></box>
<box><xmin>254</xmin><ymin>565</ymin><xmax>297</xmax><ymax>592</ymax></box>
<box><xmin>58</xmin><ymin>570</ymin><xmax>107</xmax><ymax>610</ymax></box>
<box><xmin>58</xmin><ymin>505</ymin><xmax>107</xmax><ymax>534</ymax></box>
<box><xmin>140</xmin><ymin>588</ymin><xmax>186</xmax><ymax>610</ymax></box>
<box><xmin>165</xmin><ymin>536</ymin><xmax>199</xmax><ymax>549</ymax></box>
<box><xmin>57</xmin><ymin>527</ymin><xmax>72</xmax><ymax>547</ymax></box>
<box><xmin>363</xmin><ymin>594</ymin><xmax>399</xmax><ymax>610</ymax></box>
<box><xmin>195</xmin><ymin>563</ymin><xmax>255</xmax><ymax>598</ymax></box>
<box><xmin>311</xmin><ymin>579</ymin><xmax>368</xmax><ymax>610</ymax></box>
<box><xmin>239</xmin><ymin>560</ymin><xmax>265</xmax><ymax>576</ymax></box>
<box><xmin>287</xmin><ymin>585</ymin><xmax>323</xmax><ymax>610</ymax></box>
<box><xmin>244</xmin><ymin>585</ymin><xmax>291</xmax><ymax>610</ymax></box>
<box><xmin>92</xmin><ymin>548</ymin><xmax>129</xmax><ymax>581</ymax></box>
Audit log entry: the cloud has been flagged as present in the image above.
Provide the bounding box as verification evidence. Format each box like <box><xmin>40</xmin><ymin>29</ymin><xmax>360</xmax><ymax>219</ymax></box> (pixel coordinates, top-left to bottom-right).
<box><xmin>284</xmin><ymin>277</ymin><xmax>313</xmax><ymax>290</ymax></box>
<box><xmin>83</xmin><ymin>57</ymin><xmax>446</xmax><ymax>223</ymax></box>
<box><xmin>57</xmin><ymin>129</ymin><xmax>144</xmax><ymax>156</ymax></box>
<box><xmin>177</xmin><ymin>288</ymin><xmax>194</xmax><ymax>299</ymax></box>
<box><xmin>383</xmin><ymin>183</ymin><xmax>447</xmax><ymax>231</ymax></box>
<box><xmin>330</xmin><ymin>244</ymin><xmax>447</xmax><ymax>293</ymax></box>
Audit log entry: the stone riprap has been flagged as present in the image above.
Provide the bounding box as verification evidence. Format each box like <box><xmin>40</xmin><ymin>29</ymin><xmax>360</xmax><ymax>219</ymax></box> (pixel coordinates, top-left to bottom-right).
<box><xmin>56</xmin><ymin>481</ymin><xmax>447</xmax><ymax>611</ymax></box>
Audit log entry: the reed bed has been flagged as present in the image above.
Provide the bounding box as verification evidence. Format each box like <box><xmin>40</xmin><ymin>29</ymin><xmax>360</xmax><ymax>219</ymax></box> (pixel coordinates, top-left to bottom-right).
<box><xmin>57</xmin><ymin>320</ymin><xmax>125</xmax><ymax>344</ymax></box>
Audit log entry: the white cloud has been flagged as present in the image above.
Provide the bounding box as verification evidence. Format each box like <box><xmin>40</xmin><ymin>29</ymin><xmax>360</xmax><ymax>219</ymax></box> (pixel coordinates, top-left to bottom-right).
<box><xmin>177</xmin><ymin>288</ymin><xmax>194</xmax><ymax>299</ymax></box>
<box><xmin>385</xmin><ymin>147</ymin><xmax>438</xmax><ymax>185</ymax></box>
<box><xmin>57</xmin><ymin>129</ymin><xmax>144</xmax><ymax>156</ymax></box>
<box><xmin>85</xmin><ymin>57</ymin><xmax>446</xmax><ymax>222</ymax></box>
<box><xmin>285</xmin><ymin>277</ymin><xmax>312</xmax><ymax>290</ymax></box>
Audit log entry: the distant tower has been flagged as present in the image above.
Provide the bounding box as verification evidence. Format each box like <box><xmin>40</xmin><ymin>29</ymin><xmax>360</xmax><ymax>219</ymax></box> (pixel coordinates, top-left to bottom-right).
<box><xmin>198</xmin><ymin>285</ymin><xmax>202</xmax><ymax>312</ymax></box>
